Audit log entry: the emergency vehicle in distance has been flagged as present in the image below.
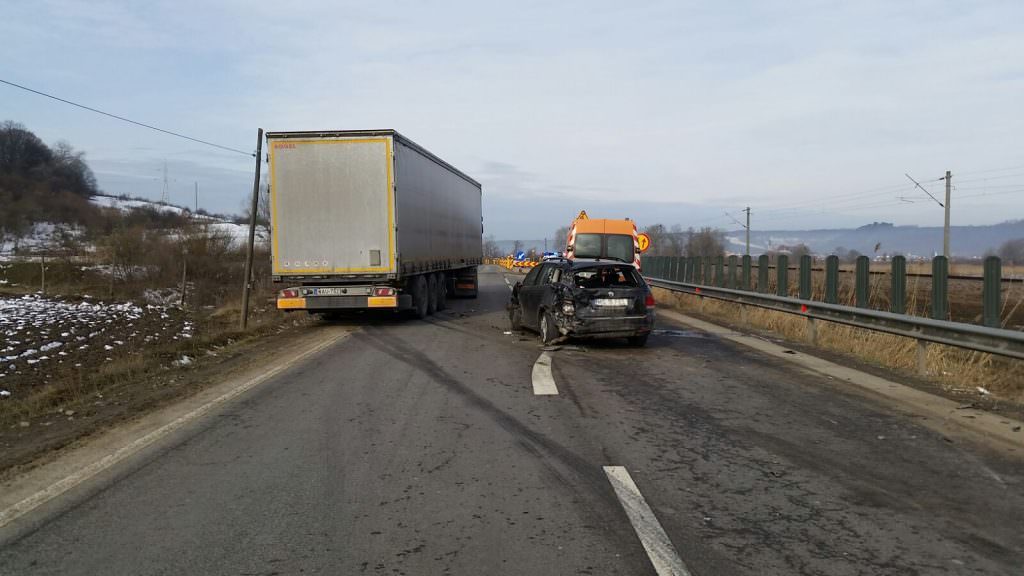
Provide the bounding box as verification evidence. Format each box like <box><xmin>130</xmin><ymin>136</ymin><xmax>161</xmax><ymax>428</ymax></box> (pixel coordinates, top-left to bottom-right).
<box><xmin>564</xmin><ymin>211</ymin><xmax>648</xmax><ymax>269</ymax></box>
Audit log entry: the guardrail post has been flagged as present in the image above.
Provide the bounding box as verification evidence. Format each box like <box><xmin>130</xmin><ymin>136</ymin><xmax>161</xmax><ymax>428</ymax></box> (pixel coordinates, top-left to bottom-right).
<box><xmin>741</xmin><ymin>255</ymin><xmax>751</xmax><ymax>291</ymax></box>
<box><xmin>727</xmin><ymin>255</ymin><xmax>738</xmax><ymax>289</ymax></box>
<box><xmin>983</xmin><ymin>256</ymin><xmax>1002</xmax><ymax>328</ymax></box>
<box><xmin>891</xmin><ymin>255</ymin><xmax>906</xmax><ymax>314</ymax></box>
<box><xmin>824</xmin><ymin>255</ymin><xmax>839</xmax><ymax>304</ymax></box>
<box><xmin>776</xmin><ymin>255</ymin><xmax>789</xmax><ymax>297</ymax></box>
<box><xmin>916</xmin><ymin>340</ymin><xmax>928</xmax><ymax>375</ymax></box>
<box><xmin>715</xmin><ymin>256</ymin><xmax>725</xmax><ymax>287</ymax></box>
<box><xmin>932</xmin><ymin>256</ymin><xmax>948</xmax><ymax>320</ymax></box>
<box><xmin>799</xmin><ymin>254</ymin><xmax>812</xmax><ymax>300</ymax></box>
<box><xmin>855</xmin><ymin>255</ymin><xmax>869</xmax><ymax>308</ymax></box>
<box><xmin>758</xmin><ymin>255</ymin><xmax>770</xmax><ymax>293</ymax></box>
<box><xmin>806</xmin><ymin>317</ymin><xmax>817</xmax><ymax>345</ymax></box>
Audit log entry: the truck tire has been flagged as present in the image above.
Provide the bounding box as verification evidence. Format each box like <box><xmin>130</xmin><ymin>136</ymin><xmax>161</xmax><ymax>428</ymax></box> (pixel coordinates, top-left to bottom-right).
<box><xmin>427</xmin><ymin>274</ymin><xmax>439</xmax><ymax>315</ymax></box>
<box><xmin>411</xmin><ymin>275</ymin><xmax>429</xmax><ymax>319</ymax></box>
<box><xmin>435</xmin><ymin>272</ymin><xmax>447</xmax><ymax>311</ymax></box>
<box><xmin>539</xmin><ymin>310</ymin><xmax>558</xmax><ymax>344</ymax></box>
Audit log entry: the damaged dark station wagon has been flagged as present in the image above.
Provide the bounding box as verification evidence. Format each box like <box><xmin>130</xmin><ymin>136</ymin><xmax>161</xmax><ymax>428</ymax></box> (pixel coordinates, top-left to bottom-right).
<box><xmin>509</xmin><ymin>259</ymin><xmax>655</xmax><ymax>346</ymax></box>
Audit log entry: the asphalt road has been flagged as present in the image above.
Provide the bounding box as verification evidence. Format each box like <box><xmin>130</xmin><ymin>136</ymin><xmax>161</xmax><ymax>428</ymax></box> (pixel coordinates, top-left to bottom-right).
<box><xmin>1</xmin><ymin>266</ymin><xmax>1021</xmax><ymax>575</ymax></box>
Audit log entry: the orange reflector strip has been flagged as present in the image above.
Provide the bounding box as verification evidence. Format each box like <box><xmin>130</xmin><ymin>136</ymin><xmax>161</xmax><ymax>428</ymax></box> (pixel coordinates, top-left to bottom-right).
<box><xmin>277</xmin><ymin>297</ymin><xmax>307</xmax><ymax>310</ymax></box>
<box><xmin>455</xmin><ymin>283</ymin><xmax>475</xmax><ymax>289</ymax></box>
<box><xmin>367</xmin><ymin>296</ymin><xmax>398</xmax><ymax>308</ymax></box>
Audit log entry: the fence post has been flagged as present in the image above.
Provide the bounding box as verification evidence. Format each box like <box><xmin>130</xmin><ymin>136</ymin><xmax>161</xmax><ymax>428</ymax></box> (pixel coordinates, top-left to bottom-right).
<box><xmin>704</xmin><ymin>257</ymin><xmax>713</xmax><ymax>285</ymax></box>
<box><xmin>641</xmin><ymin>256</ymin><xmax>648</xmax><ymax>272</ymax></box>
<box><xmin>932</xmin><ymin>256</ymin><xmax>949</xmax><ymax>320</ymax></box>
<box><xmin>693</xmin><ymin>257</ymin><xmax>703</xmax><ymax>285</ymax></box>
<box><xmin>983</xmin><ymin>256</ymin><xmax>1002</xmax><ymax>328</ymax></box>
<box><xmin>727</xmin><ymin>255</ymin><xmax>738</xmax><ymax>289</ymax></box>
<box><xmin>855</xmin><ymin>255</ymin><xmax>869</xmax><ymax>308</ymax></box>
<box><xmin>916</xmin><ymin>340</ymin><xmax>929</xmax><ymax>375</ymax></box>
<box><xmin>890</xmin><ymin>255</ymin><xmax>906</xmax><ymax>314</ymax></box>
<box><xmin>824</xmin><ymin>255</ymin><xmax>839</xmax><ymax>304</ymax></box>
<box><xmin>799</xmin><ymin>254</ymin><xmax>812</xmax><ymax>300</ymax></box>
<box><xmin>714</xmin><ymin>255</ymin><xmax>725</xmax><ymax>287</ymax></box>
<box><xmin>741</xmin><ymin>255</ymin><xmax>751</xmax><ymax>291</ymax></box>
<box><xmin>776</xmin><ymin>255</ymin><xmax>789</xmax><ymax>297</ymax></box>
<box><xmin>758</xmin><ymin>255</ymin><xmax>770</xmax><ymax>293</ymax></box>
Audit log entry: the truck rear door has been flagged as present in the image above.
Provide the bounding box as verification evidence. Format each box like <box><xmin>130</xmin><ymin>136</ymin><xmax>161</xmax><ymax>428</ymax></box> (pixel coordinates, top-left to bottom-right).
<box><xmin>269</xmin><ymin>135</ymin><xmax>396</xmax><ymax>276</ymax></box>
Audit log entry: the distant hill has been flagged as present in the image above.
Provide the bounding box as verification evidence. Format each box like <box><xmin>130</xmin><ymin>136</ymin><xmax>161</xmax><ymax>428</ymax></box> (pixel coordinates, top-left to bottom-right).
<box><xmin>724</xmin><ymin>221</ymin><xmax>1024</xmax><ymax>258</ymax></box>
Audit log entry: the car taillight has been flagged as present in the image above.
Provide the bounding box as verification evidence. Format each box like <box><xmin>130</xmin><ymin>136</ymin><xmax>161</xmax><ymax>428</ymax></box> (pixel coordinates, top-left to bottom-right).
<box><xmin>644</xmin><ymin>293</ymin><xmax>655</xmax><ymax>307</ymax></box>
<box><xmin>373</xmin><ymin>286</ymin><xmax>396</xmax><ymax>296</ymax></box>
<box><xmin>279</xmin><ymin>288</ymin><xmax>299</xmax><ymax>299</ymax></box>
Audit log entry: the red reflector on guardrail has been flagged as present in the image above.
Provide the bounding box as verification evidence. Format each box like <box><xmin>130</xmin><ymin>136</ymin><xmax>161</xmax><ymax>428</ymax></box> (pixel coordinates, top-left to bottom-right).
<box><xmin>801</xmin><ymin>304</ymin><xmax>808</xmax><ymax>313</ymax></box>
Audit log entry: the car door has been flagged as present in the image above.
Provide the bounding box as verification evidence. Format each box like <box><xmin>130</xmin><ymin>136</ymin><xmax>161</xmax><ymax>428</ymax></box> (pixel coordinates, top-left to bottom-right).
<box><xmin>516</xmin><ymin>265</ymin><xmax>546</xmax><ymax>328</ymax></box>
<box><xmin>520</xmin><ymin>262</ymin><xmax>552</xmax><ymax>325</ymax></box>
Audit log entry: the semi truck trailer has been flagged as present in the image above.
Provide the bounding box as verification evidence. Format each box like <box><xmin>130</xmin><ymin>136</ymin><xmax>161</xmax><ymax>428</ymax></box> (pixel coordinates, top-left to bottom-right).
<box><xmin>267</xmin><ymin>129</ymin><xmax>482</xmax><ymax>318</ymax></box>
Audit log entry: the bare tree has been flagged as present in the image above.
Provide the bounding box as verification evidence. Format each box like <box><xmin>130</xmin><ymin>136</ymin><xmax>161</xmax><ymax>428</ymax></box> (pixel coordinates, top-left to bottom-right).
<box><xmin>684</xmin><ymin>227</ymin><xmax>725</xmax><ymax>257</ymax></box>
<box><xmin>998</xmin><ymin>238</ymin><xmax>1024</xmax><ymax>264</ymax></box>
<box><xmin>482</xmin><ymin>235</ymin><xmax>502</xmax><ymax>258</ymax></box>
<box><xmin>551</xmin><ymin>226</ymin><xmax>570</xmax><ymax>251</ymax></box>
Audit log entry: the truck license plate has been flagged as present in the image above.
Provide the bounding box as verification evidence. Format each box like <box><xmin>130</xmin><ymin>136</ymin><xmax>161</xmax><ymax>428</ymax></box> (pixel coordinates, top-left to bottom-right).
<box><xmin>594</xmin><ymin>298</ymin><xmax>629</xmax><ymax>307</ymax></box>
<box><xmin>314</xmin><ymin>287</ymin><xmax>348</xmax><ymax>296</ymax></box>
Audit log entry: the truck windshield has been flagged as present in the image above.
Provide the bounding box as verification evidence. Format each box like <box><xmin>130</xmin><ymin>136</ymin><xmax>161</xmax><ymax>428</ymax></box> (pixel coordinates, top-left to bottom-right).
<box><xmin>606</xmin><ymin>234</ymin><xmax>634</xmax><ymax>262</ymax></box>
<box><xmin>574</xmin><ymin>234</ymin><xmax>602</xmax><ymax>258</ymax></box>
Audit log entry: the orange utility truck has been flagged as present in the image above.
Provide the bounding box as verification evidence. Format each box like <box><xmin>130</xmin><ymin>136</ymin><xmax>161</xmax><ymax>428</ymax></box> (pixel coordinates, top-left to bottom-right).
<box><xmin>564</xmin><ymin>211</ymin><xmax>647</xmax><ymax>269</ymax></box>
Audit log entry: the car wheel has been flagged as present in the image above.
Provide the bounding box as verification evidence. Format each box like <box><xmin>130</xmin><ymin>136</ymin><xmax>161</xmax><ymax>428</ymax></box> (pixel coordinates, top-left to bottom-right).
<box><xmin>411</xmin><ymin>275</ymin><xmax>428</xmax><ymax>319</ymax></box>
<box><xmin>539</xmin><ymin>311</ymin><xmax>558</xmax><ymax>344</ymax></box>
<box><xmin>427</xmin><ymin>274</ymin><xmax>439</xmax><ymax>315</ymax></box>
<box><xmin>627</xmin><ymin>334</ymin><xmax>649</xmax><ymax>347</ymax></box>
<box><xmin>435</xmin><ymin>273</ymin><xmax>447</xmax><ymax>311</ymax></box>
<box><xmin>509</xmin><ymin>303</ymin><xmax>522</xmax><ymax>330</ymax></box>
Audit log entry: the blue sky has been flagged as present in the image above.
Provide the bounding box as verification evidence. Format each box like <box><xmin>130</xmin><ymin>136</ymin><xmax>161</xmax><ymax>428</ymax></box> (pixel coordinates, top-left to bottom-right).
<box><xmin>2</xmin><ymin>0</ymin><xmax>1023</xmax><ymax>240</ymax></box>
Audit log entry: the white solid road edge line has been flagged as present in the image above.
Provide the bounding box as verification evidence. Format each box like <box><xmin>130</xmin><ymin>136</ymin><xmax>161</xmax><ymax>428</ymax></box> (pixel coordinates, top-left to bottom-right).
<box><xmin>0</xmin><ymin>332</ymin><xmax>346</xmax><ymax>529</ymax></box>
<box><xmin>532</xmin><ymin>351</ymin><xmax>558</xmax><ymax>395</ymax></box>
<box><xmin>604</xmin><ymin>466</ymin><xmax>693</xmax><ymax>576</ymax></box>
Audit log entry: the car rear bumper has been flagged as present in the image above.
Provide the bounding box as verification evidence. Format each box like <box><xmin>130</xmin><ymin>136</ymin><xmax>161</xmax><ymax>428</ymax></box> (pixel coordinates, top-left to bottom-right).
<box><xmin>561</xmin><ymin>313</ymin><xmax>654</xmax><ymax>338</ymax></box>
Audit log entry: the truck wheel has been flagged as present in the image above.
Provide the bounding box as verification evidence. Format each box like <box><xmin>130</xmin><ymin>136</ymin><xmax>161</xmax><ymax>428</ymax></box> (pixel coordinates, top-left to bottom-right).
<box><xmin>435</xmin><ymin>273</ymin><xmax>447</xmax><ymax>311</ymax></box>
<box><xmin>539</xmin><ymin>311</ymin><xmax>558</xmax><ymax>344</ymax></box>
<box><xmin>509</xmin><ymin>303</ymin><xmax>522</xmax><ymax>331</ymax></box>
<box><xmin>411</xmin><ymin>275</ymin><xmax>429</xmax><ymax>319</ymax></box>
<box><xmin>427</xmin><ymin>274</ymin><xmax>439</xmax><ymax>315</ymax></box>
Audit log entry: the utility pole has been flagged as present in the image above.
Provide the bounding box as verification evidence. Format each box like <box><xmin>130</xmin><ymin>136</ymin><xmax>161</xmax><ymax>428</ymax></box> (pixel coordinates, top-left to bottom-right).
<box><xmin>240</xmin><ymin>128</ymin><xmax>264</xmax><ymax>331</ymax></box>
<box><xmin>944</xmin><ymin>170</ymin><xmax>951</xmax><ymax>259</ymax></box>
<box><xmin>161</xmin><ymin>161</ymin><xmax>169</xmax><ymax>204</ymax></box>
<box><xmin>744</xmin><ymin>207</ymin><xmax>751</xmax><ymax>256</ymax></box>
<box><xmin>194</xmin><ymin>181</ymin><xmax>198</xmax><ymax>213</ymax></box>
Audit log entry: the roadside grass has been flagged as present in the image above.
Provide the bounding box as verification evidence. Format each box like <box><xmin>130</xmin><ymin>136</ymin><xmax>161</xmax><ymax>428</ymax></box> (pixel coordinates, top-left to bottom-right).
<box><xmin>655</xmin><ymin>288</ymin><xmax>1024</xmax><ymax>404</ymax></box>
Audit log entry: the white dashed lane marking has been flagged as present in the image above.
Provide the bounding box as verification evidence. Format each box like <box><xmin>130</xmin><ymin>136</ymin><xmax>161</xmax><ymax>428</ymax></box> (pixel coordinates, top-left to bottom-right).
<box><xmin>531</xmin><ymin>352</ymin><xmax>558</xmax><ymax>395</ymax></box>
<box><xmin>604</xmin><ymin>466</ymin><xmax>692</xmax><ymax>576</ymax></box>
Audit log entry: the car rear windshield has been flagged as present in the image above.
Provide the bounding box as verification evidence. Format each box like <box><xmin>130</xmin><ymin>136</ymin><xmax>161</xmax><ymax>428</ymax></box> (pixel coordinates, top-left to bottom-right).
<box><xmin>573</xmin><ymin>265</ymin><xmax>643</xmax><ymax>289</ymax></box>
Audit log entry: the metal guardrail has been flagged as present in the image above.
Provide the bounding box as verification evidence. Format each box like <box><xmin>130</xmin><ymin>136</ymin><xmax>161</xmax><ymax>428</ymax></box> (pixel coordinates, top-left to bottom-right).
<box><xmin>645</xmin><ymin>277</ymin><xmax>1024</xmax><ymax>365</ymax></box>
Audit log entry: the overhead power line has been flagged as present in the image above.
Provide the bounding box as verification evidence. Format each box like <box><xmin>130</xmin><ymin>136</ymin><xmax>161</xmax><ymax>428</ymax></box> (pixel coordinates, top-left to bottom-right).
<box><xmin>0</xmin><ymin>78</ymin><xmax>254</xmax><ymax>157</ymax></box>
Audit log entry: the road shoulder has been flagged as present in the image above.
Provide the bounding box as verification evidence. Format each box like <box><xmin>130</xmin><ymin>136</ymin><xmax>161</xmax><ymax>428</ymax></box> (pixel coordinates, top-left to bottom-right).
<box><xmin>0</xmin><ymin>323</ymin><xmax>350</xmax><ymax>532</ymax></box>
<box><xmin>658</xmin><ymin>308</ymin><xmax>1024</xmax><ymax>454</ymax></box>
